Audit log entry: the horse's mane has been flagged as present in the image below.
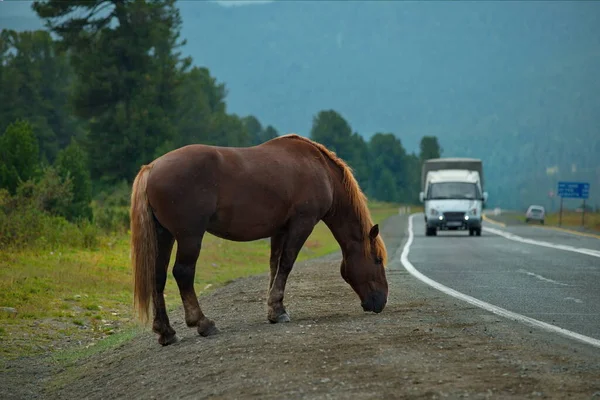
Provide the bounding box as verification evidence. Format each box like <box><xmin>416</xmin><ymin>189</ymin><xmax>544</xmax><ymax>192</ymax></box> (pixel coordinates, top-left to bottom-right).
<box><xmin>276</xmin><ymin>134</ymin><xmax>387</xmax><ymax>265</ymax></box>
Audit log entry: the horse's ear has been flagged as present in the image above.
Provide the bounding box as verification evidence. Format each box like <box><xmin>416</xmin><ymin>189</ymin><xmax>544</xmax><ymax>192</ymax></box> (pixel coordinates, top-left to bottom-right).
<box><xmin>369</xmin><ymin>224</ymin><xmax>379</xmax><ymax>241</ymax></box>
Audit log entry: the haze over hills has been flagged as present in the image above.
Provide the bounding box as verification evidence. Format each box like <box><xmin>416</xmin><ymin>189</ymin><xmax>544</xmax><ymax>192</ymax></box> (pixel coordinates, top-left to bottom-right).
<box><xmin>1</xmin><ymin>0</ymin><xmax>599</xmax><ymax>210</ymax></box>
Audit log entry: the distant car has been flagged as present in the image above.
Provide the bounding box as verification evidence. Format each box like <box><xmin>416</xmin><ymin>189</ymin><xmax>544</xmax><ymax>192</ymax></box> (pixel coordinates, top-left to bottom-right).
<box><xmin>525</xmin><ymin>205</ymin><xmax>545</xmax><ymax>224</ymax></box>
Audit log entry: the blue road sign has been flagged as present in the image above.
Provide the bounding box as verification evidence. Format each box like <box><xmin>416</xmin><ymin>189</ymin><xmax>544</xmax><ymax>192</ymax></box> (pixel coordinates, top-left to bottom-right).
<box><xmin>557</xmin><ymin>181</ymin><xmax>590</xmax><ymax>199</ymax></box>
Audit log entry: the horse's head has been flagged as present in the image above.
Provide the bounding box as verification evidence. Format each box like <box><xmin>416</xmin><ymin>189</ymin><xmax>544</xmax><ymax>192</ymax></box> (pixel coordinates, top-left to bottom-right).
<box><xmin>340</xmin><ymin>224</ymin><xmax>388</xmax><ymax>313</ymax></box>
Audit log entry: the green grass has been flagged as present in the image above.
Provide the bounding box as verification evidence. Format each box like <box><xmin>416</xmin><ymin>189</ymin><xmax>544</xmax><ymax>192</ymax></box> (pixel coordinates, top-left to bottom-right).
<box><xmin>0</xmin><ymin>202</ymin><xmax>403</xmax><ymax>362</ymax></box>
<box><xmin>50</xmin><ymin>325</ymin><xmax>143</xmax><ymax>365</ymax></box>
<box><xmin>544</xmin><ymin>211</ymin><xmax>600</xmax><ymax>232</ymax></box>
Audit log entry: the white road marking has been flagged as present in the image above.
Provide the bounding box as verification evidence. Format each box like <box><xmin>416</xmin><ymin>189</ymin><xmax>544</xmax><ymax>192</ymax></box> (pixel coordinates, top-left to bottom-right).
<box><xmin>564</xmin><ymin>297</ymin><xmax>584</xmax><ymax>304</ymax></box>
<box><xmin>517</xmin><ymin>269</ymin><xmax>571</xmax><ymax>286</ymax></box>
<box><xmin>534</xmin><ymin>313</ymin><xmax>593</xmax><ymax>315</ymax></box>
<box><xmin>483</xmin><ymin>226</ymin><xmax>600</xmax><ymax>258</ymax></box>
<box><xmin>398</xmin><ymin>214</ymin><xmax>600</xmax><ymax>349</ymax></box>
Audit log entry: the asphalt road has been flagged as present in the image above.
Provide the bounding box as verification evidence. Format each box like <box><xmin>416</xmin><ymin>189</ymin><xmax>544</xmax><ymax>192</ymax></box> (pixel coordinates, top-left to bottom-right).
<box><xmin>404</xmin><ymin>213</ymin><xmax>600</xmax><ymax>342</ymax></box>
<box><xmin>485</xmin><ymin>212</ymin><xmax>600</xmax><ymax>252</ymax></box>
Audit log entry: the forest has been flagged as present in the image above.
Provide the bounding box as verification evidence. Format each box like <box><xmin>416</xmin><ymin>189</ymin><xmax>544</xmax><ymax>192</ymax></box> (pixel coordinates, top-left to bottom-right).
<box><xmin>0</xmin><ymin>0</ymin><xmax>440</xmax><ymax>250</ymax></box>
<box><xmin>4</xmin><ymin>1</ymin><xmax>598</xmax><ymax>213</ymax></box>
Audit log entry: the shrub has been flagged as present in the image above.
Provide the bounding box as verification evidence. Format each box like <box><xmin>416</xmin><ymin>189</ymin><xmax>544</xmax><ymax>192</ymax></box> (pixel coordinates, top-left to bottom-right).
<box><xmin>0</xmin><ymin>169</ymin><xmax>98</xmax><ymax>250</ymax></box>
<box><xmin>92</xmin><ymin>179</ymin><xmax>131</xmax><ymax>233</ymax></box>
<box><xmin>16</xmin><ymin>166</ymin><xmax>73</xmax><ymax>217</ymax></box>
<box><xmin>0</xmin><ymin>120</ymin><xmax>40</xmax><ymax>194</ymax></box>
<box><xmin>55</xmin><ymin>140</ymin><xmax>93</xmax><ymax>222</ymax></box>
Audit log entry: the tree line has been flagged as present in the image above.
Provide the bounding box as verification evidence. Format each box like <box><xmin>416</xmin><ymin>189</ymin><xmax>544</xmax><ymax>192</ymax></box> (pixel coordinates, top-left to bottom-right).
<box><xmin>0</xmin><ymin>0</ymin><xmax>441</xmax><ymax>241</ymax></box>
<box><xmin>309</xmin><ymin>110</ymin><xmax>441</xmax><ymax>203</ymax></box>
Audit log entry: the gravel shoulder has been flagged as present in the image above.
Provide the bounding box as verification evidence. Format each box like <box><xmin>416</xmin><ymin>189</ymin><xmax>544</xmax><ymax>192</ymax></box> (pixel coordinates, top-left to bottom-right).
<box><xmin>2</xmin><ymin>214</ymin><xmax>600</xmax><ymax>399</ymax></box>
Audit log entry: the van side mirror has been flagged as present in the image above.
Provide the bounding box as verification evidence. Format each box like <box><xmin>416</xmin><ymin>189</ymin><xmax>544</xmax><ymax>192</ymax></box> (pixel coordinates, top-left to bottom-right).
<box><xmin>419</xmin><ymin>192</ymin><xmax>424</xmax><ymax>203</ymax></box>
<box><xmin>482</xmin><ymin>192</ymin><xmax>488</xmax><ymax>203</ymax></box>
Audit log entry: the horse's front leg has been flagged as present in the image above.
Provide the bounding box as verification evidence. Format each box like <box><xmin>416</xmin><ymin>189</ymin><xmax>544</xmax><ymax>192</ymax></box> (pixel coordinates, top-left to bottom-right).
<box><xmin>267</xmin><ymin>221</ymin><xmax>315</xmax><ymax>323</ymax></box>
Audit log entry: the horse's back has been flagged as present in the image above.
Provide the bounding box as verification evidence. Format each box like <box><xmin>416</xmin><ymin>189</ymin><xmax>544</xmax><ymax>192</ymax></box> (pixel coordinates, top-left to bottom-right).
<box><xmin>149</xmin><ymin>137</ymin><xmax>331</xmax><ymax>194</ymax></box>
<box><xmin>145</xmin><ymin>137</ymin><xmax>334</xmax><ymax>241</ymax></box>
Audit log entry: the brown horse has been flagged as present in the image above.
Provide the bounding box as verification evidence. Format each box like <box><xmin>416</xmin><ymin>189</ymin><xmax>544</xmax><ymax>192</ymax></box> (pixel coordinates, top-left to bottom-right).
<box><xmin>130</xmin><ymin>134</ymin><xmax>388</xmax><ymax>346</ymax></box>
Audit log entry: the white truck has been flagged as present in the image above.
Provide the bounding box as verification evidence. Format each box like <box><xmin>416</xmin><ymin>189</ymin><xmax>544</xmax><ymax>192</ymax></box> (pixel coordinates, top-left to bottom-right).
<box><xmin>419</xmin><ymin>158</ymin><xmax>488</xmax><ymax>237</ymax></box>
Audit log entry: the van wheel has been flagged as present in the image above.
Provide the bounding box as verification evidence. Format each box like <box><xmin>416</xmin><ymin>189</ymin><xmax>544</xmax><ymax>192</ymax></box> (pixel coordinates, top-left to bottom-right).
<box><xmin>541</xmin><ymin>220</ymin><xmax>544</xmax><ymax>225</ymax></box>
<box><xmin>476</xmin><ymin>228</ymin><xmax>482</xmax><ymax>236</ymax></box>
<box><xmin>469</xmin><ymin>229</ymin><xmax>474</xmax><ymax>236</ymax></box>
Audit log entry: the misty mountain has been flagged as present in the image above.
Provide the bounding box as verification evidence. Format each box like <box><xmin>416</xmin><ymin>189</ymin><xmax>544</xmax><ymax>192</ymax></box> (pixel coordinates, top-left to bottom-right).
<box><xmin>2</xmin><ymin>0</ymin><xmax>599</xmax><ymax>210</ymax></box>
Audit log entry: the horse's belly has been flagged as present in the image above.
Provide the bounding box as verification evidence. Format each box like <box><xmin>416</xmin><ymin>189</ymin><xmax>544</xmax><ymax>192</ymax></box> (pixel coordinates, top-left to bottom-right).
<box><xmin>206</xmin><ymin>228</ymin><xmax>272</xmax><ymax>242</ymax></box>
<box><xmin>207</xmin><ymin>203</ymin><xmax>289</xmax><ymax>241</ymax></box>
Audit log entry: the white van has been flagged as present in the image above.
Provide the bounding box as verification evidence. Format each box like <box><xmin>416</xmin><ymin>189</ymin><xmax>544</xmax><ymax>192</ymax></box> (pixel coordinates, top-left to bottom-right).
<box><xmin>419</xmin><ymin>158</ymin><xmax>488</xmax><ymax>237</ymax></box>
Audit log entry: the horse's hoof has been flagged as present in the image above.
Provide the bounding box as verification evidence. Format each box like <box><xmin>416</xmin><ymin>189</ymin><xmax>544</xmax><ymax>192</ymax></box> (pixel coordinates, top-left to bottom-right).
<box><xmin>277</xmin><ymin>312</ymin><xmax>291</xmax><ymax>323</ymax></box>
<box><xmin>159</xmin><ymin>334</ymin><xmax>180</xmax><ymax>346</ymax></box>
<box><xmin>269</xmin><ymin>311</ymin><xmax>291</xmax><ymax>324</ymax></box>
<box><xmin>198</xmin><ymin>319</ymin><xmax>219</xmax><ymax>337</ymax></box>
<box><xmin>198</xmin><ymin>324</ymin><xmax>219</xmax><ymax>337</ymax></box>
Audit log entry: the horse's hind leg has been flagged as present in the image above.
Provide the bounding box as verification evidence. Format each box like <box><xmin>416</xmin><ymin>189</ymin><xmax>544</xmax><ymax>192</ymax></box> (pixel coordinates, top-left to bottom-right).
<box><xmin>267</xmin><ymin>220</ymin><xmax>315</xmax><ymax>323</ymax></box>
<box><xmin>268</xmin><ymin>231</ymin><xmax>285</xmax><ymax>292</ymax></box>
<box><xmin>152</xmin><ymin>224</ymin><xmax>177</xmax><ymax>346</ymax></box>
<box><xmin>173</xmin><ymin>235</ymin><xmax>218</xmax><ymax>337</ymax></box>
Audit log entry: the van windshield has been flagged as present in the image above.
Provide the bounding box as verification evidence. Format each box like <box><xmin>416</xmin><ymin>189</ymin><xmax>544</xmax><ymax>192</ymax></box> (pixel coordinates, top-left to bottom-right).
<box><xmin>428</xmin><ymin>182</ymin><xmax>480</xmax><ymax>200</ymax></box>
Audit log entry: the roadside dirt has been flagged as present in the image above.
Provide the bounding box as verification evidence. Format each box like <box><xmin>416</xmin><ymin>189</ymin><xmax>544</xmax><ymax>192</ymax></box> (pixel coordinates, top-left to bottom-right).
<box><xmin>2</xmin><ymin>215</ymin><xmax>600</xmax><ymax>399</ymax></box>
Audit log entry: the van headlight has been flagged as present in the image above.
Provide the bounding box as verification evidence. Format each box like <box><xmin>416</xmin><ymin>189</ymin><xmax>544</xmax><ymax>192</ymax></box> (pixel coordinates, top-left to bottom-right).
<box><xmin>430</xmin><ymin>208</ymin><xmax>439</xmax><ymax>216</ymax></box>
<box><xmin>468</xmin><ymin>208</ymin><xmax>478</xmax><ymax>216</ymax></box>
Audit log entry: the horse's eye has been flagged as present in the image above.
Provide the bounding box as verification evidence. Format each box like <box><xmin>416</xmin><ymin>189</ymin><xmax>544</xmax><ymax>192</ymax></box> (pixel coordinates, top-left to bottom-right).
<box><xmin>375</xmin><ymin>257</ymin><xmax>383</xmax><ymax>264</ymax></box>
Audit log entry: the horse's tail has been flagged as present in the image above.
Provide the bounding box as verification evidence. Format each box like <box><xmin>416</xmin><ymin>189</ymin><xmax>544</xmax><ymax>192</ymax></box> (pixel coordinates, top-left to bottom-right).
<box><xmin>130</xmin><ymin>164</ymin><xmax>157</xmax><ymax>325</ymax></box>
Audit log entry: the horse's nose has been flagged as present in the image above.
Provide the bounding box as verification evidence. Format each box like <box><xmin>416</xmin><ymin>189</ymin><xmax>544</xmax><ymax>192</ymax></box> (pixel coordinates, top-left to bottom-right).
<box><xmin>361</xmin><ymin>290</ymin><xmax>387</xmax><ymax>313</ymax></box>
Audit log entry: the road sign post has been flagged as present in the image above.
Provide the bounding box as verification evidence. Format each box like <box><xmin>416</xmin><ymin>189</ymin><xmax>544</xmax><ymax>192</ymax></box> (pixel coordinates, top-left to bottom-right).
<box><xmin>557</xmin><ymin>182</ymin><xmax>590</xmax><ymax>228</ymax></box>
<box><xmin>559</xmin><ymin>197</ymin><xmax>563</xmax><ymax>226</ymax></box>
